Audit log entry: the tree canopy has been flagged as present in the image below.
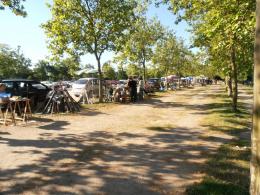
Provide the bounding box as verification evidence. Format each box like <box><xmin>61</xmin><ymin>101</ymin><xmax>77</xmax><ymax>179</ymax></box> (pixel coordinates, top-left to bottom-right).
<box><xmin>43</xmin><ymin>0</ymin><xmax>138</xmax><ymax>102</ymax></box>
<box><xmin>152</xmin><ymin>31</ymin><xmax>194</xmax><ymax>78</ymax></box>
<box><xmin>102</xmin><ymin>62</ymin><xmax>116</xmax><ymax>80</ymax></box>
<box><xmin>160</xmin><ymin>0</ymin><xmax>255</xmax><ymax>110</ymax></box>
<box><xmin>116</xmin><ymin>16</ymin><xmax>164</xmax><ymax>80</ymax></box>
<box><xmin>0</xmin><ymin>44</ymin><xmax>32</xmax><ymax>79</ymax></box>
<box><xmin>0</xmin><ymin>0</ymin><xmax>27</xmax><ymax>16</ymax></box>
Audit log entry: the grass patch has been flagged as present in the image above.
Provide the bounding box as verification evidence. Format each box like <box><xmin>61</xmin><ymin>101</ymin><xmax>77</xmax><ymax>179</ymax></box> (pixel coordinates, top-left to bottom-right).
<box><xmin>201</xmin><ymin>87</ymin><xmax>251</xmax><ymax>134</ymax></box>
<box><xmin>187</xmin><ymin>85</ymin><xmax>252</xmax><ymax>195</ymax></box>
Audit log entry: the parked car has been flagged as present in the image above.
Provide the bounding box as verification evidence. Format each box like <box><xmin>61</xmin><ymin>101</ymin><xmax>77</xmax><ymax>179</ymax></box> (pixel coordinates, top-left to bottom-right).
<box><xmin>1</xmin><ymin>79</ymin><xmax>51</xmax><ymax>108</ymax></box>
<box><xmin>71</xmin><ymin>78</ymin><xmax>99</xmax><ymax>97</ymax></box>
<box><xmin>41</xmin><ymin>81</ymin><xmax>53</xmax><ymax>88</ymax></box>
<box><xmin>118</xmin><ymin>80</ymin><xmax>127</xmax><ymax>88</ymax></box>
<box><xmin>51</xmin><ymin>81</ymin><xmax>72</xmax><ymax>89</ymax></box>
<box><xmin>147</xmin><ymin>78</ymin><xmax>161</xmax><ymax>92</ymax></box>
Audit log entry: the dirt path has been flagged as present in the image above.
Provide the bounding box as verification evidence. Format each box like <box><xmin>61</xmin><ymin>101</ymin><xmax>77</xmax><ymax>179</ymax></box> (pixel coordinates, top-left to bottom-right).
<box><xmin>0</xmin><ymin>85</ymin><xmax>234</xmax><ymax>195</ymax></box>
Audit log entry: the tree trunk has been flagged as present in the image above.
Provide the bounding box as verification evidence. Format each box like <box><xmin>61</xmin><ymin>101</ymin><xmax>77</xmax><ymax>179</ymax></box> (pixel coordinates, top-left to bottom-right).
<box><xmin>177</xmin><ymin>71</ymin><xmax>181</xmax><ymax>89</ymax></box>
<box><xmin>142</xmin><ymin>49</ymin><xmax>146</xmax><ymax>81</ymax></box>
<box><xmin>226</xmin><ymin>73</ymin><xmax>233</xmax><ymax>97</ymax></box>
<box><xmin>250</xmin><ymin>1</ymin><xmax>260</xmax><ymax>194</ymax></box>
<box><xmin>231</xmin><ymin>46</ymin><xmax>238</xmax><ymax>111</ymax></box>
<box><xmin>164</xmin><ymin>69</ymin><xmax>168</xmax><ymax>91</ymax></box>
<box><xmin>96</xmin><ymin>57</ymin><xmax>103</xmax><ymax>103</ymax></box>
<box><xmin>143</xmin><ymin>61</ymin><xmax>146</xmax><ymax>81</ymax></box>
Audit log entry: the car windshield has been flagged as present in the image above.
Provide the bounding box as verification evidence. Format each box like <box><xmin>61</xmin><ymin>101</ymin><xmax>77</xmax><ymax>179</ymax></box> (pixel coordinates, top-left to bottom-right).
<box><xmin>75</xmin><ymin>80</ymin><xmax>87</xmax><ymax>84</ymax></box>
<box><xmin>2</xmin><ymin>82</ymin><xmax>13</xmax><ymax>89</ymax></box>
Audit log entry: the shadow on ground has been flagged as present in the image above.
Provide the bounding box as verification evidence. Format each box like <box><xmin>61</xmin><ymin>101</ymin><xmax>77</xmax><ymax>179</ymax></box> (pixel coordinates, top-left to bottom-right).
<box><xmin>0</xmin><ymin>84</ymin><xmax>252</xmax><ymax>195</ymax></box>
<box><xmin>0</xmin><ymin>124</ymin><xmax>232</xmax><ymax>195</ymax></box>
<box><xmin>186</xmin><ymin>85</ymin><xmax>252</xmax><ymax>195</ymax></box>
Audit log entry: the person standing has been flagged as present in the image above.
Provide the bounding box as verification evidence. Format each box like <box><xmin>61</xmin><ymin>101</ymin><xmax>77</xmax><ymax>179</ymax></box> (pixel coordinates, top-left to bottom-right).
<box><xmin>137</xmin><ymin>76</ymin><xmax>144</xmax><ymax>100</ymax></box>
<box><xmin>127</xmin><ymin>76</ymin><xmax>137</xmax><ymax>102</ymax></box>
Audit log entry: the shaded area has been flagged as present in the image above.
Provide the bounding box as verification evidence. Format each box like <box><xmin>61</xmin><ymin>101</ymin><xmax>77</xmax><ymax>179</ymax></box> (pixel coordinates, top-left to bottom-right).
<box><xmin>38</xmin><ymin>121</ymin><xmax>70</xmax><ymax>130</ymax></box>
<box><xmin>0</xmin><ymin>85</ymin><xmax>252</xmax><ymax>195</ymax></box>
<box><xmin>186</xmin><ymin>86</ymin><xmax>252</xmax><ymax>195</ymax></box>
<box><xmin>186</xmin><ymin>141</ymin><xmax>250</xmax><ymax>195</ymax></box>
<box><xmin>0</xmin><ymin>125</ymin><xmax>230</xmax><ymax>195</ymax></box>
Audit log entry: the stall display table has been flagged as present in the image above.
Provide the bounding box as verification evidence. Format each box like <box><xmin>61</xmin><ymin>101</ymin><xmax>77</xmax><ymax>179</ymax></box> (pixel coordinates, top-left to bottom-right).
<box><xmin>0</xmin><ymin>97</ymin><xmax>32</xmax><ymax>126</ymax></box>
<box><xmin>0</xmin><ymin>101</ymin><xmax>16</xmax><ymax>126</ymax></box>
<box><xmin>10</xmin><ymin>97</ymin><xmax>32</xmax><ymax>123</ymax></box>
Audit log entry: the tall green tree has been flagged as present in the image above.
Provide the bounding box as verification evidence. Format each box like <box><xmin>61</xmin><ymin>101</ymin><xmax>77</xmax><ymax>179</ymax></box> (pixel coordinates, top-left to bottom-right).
<box><xmin>33</xmin><ymin>60</ymin><xmax>51</xmax><ymax>81</ymax></box>
<box><xmin>113</xmin><ymin>53</ymin><xmax>129</xmax><ymax>79</ymax></box>
<box><xmin>0</xmin><ymin>0</ymin><xmax>27</xmax><ymax>16</ymax></box>
<box><xmin>126</xmin><ymin>63</ymin><xmax>141</xmax><ymax>77</ymax></box>
<box><xmin>117</xmin><ymin>17</ymin><xmax>164</xmax><ymax>80</ymax></box>
<box><xmin>152</xmin><ymin>32</ymin><xmax>178</xmax><ymax>78</ymax></box>
<box><xmin>43</xmin><ymin>0</ymin><xmax>137</xmax><ymax>102</ymax></box>
<box><xmin>162</xmin><ymin>0</ymin><xmax>255</xmax><ymax>111</ymax></box>
<box><xmin>52</xmin><ymin>57</ymin><xmax>80</xmax><ymax>80</ymax></box>
<box><xmin>102</xmin><ymin>62</ymin><xmax>116</xmax><ymax>80</ymax></box>
<box><xmin>152</xmin><ymin>32</ymin><xmax>194</xmax><ymax>84</ymax></box>
<box><xmin>251</xmin><ymin>0</ymin><xmax>260</xmax><ymax>193</ymax></box>
<box><xmin>195</xmin><ymin>54</ymin><xmax>221</xmax><ymax>80</ymax></box>
<box><xmin>0</xmin><ymin>44</ymin><xmax>32</xmax><ymax>79</ymax></box>
<box><xmin>80</xmin><ymin>63</ymin><xmax>95</xmax><ymax>71</ymax></box>
<box><xmin>117</xmin><ymin>64</ymin><xmax>128</xmax><ymax>80</ymax></box>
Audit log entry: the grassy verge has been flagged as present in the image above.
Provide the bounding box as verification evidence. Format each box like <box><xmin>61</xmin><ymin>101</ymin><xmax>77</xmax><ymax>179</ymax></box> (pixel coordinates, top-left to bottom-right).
<box><xmin>187</xmin><ymin>85</ymin><xmax>252</xmax><ymax>195</ymax></box>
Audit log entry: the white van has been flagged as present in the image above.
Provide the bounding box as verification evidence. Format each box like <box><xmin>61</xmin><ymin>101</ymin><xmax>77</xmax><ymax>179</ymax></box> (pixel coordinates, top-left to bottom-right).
<box><xmin>71</xmin><ymin>78</ymin><xmax>99</xmax><ymax>97</ymax></box>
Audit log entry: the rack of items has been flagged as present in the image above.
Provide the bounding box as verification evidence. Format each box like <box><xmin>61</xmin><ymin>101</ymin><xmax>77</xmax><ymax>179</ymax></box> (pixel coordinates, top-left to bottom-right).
<box><xmin>42</xmin><ymin>85</ymin><xmax>80</xmax><ymax>115</ymax></box>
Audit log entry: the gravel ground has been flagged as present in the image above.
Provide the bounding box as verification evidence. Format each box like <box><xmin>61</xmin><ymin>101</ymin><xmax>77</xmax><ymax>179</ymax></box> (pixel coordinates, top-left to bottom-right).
<box><xmin>0</xmin><ymin>85</ymin><xmax>235</xmax><ymax>195</ymax></box>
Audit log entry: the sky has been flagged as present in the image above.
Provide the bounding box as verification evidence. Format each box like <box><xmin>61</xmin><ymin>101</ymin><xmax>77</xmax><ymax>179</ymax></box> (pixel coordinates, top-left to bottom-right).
<box><xmin>0</xmin><ymin>0</ymin><xmax>192</xmax><ymax>67</ymax></box>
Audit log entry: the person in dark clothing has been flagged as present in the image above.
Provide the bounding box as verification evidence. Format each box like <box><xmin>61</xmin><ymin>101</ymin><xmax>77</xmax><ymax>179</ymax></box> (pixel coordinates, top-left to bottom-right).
<box><xmin>127</xmin><ymin>76</ymin><xmax>137</xmax><ymax>102</ymax></box>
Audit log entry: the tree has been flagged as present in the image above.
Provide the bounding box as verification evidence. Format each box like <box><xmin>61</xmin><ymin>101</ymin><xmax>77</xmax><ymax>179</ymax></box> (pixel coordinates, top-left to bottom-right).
<box><xmin>33</xmin><ymin>60</ymin><xmax>51</xmax><ymax>81</ymax></box>
<box><xmin>251</xmin><ymin>0</ymin><xmax>260</xmax><ymax>193</ymax></box>
<box><xmin>117</xmin><ymin>17</ymin><xmax>164</xmax><ymax>80</ymax></box>
<box><xmin>0</xmin><ymin>0</ymin><xmax>27</xmax><ymax>16</ymax></box>
<box><xmin>152</xmin><ymin>32</ymin><xmax>178</xmax><ymax>78</ymax></box>
<box><xmin>192</xmin><ymin>0</ymin><xmax>254</xmax><ymax>111</ymax></box>
<box><xmin>152</xmin><ymin>32</ymin><xmax>193</xmax><ymax>85</ymax></box>
<box><xmin>57</xmin><ymin>57</ymin><xmax>80</xmax><ymax>79</ymax></box>
<box><xmin>80</xmin><ymin>63</ymin><xmax>95</xmax><ymax>71</ymax></box>
<box><xmin>117</xmin><ymin>64</ymin><xmax>128</xmax><ymax>80</ymax></box>
<box><xmin>102</xmin><ymin>62</ymin><xmax>116</xmax><ymax>80</ymax></box>
<box><xmin>194</xmin><ymin>53</ymin><xmax>221</xmax><ymax>80</ymax></box>
<box><xmin>126</xmin><ymin>63</ymin><xmax>141</xmax><ymax>77</ymax></box>
<box><xmin>113</xmin><ymin>52</ymin><xmax>129</xmax><ymax>79</ymax></box>
<box><xmin>162</xmin><ymin>0</ymin><xmax>255</xmax><ymax>111</ymax></box>
<box><xmin>0</xmin><ymin>44</ymin><xmax>32</xmax><ymax>79</ymax></box>
<box><xmin>43</xmin><ymin>0</ymin><xmax>137</xmax><ymax>102</ymax></box>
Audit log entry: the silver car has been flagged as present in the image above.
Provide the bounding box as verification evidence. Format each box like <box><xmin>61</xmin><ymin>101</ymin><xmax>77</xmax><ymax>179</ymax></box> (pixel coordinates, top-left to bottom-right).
<box><xmin>71</xmin><ymin>78</ymin><xmax>99</xmax><ymax>97</ymax></box>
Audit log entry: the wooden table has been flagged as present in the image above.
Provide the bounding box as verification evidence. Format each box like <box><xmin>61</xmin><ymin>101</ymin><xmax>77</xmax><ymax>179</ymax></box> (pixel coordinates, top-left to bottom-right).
<box><xmin>0</xmin><ymin>101</ymin><xmax>16</xmax><ymax>126</ymax></box>
<box><xmin>11</xmin><ymin>98</ymin><xmax>32</xmax><ymax>123</ymax></box>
